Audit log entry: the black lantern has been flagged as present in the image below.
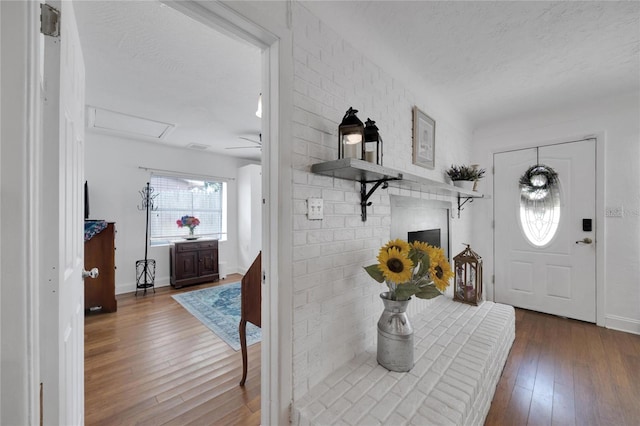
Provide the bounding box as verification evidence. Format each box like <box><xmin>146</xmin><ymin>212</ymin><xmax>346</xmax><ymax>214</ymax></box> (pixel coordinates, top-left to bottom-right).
<box><xmin>338</xmin><ymin>107</ymin><xmax>365</xmax><ymax>160</ymax></box>
<box><xmin>364</xmin><ymin>118</ymin><xmax>383</xmax><ymax>165</ymax></box>
<box><xmin>453</xmin><ymin>244</ymin><xmax>483</xmax><ymax>306</ymax></box>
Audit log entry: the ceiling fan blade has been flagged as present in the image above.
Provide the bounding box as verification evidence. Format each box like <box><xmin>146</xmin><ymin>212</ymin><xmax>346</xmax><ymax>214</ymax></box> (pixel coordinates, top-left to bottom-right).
<box><xmin>238</xmin><ymin>133</ymin><xmax>262</xmax><ymax>145</ymax></box>
<box><xmin>238</xmin><ymin>136</ymin><xmax>262</xmax><ymax>145</ymax></box>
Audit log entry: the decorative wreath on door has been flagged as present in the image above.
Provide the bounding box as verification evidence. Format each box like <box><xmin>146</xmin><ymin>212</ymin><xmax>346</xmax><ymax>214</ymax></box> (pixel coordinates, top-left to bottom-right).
<box><xmin>519</xmin><ymin>164</ymin><xmax>558</xmax><ymax>199</ymax></box>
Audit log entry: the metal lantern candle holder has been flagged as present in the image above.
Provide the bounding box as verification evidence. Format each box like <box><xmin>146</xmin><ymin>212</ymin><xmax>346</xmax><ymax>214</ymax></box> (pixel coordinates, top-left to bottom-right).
<box><xmin>364</xmin><ymin>118</ymin><xmax>383</xmax><ymax>165</ymax></box>
<box><xmin>338</xmin><ymin>107</ymin><xmax>365</xmax><ymax>160</ymax></box>
<box><xmin>453</xmin><ymin>244</ymin><xmax>483</xmax><ymax>306</ymax></box>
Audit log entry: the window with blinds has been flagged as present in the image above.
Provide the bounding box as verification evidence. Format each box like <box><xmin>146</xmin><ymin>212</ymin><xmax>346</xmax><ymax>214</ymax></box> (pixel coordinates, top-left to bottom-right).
<box><xmin>149</xmin><ymin>174</ymin><xmax>227</xmax><ymax>244</ymax></box>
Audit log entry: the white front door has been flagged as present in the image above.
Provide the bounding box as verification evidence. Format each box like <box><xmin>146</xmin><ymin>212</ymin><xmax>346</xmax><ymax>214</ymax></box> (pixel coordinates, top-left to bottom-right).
<box><xmin>40</xmin><ymin>1</ymin><xmax>86</xmax><ymax>423</ymax></box>
<box><xmin>494</xmin><ymin>139</ymin><xmax>596</xmax><ymax>322</ymax></box>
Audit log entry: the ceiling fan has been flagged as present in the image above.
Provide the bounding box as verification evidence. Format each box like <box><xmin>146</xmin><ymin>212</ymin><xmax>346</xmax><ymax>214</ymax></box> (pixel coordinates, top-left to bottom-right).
<box><xmin>225</xmin><ymin>133</ymin><xmax>262</xmax><ymax>150</ymax></box>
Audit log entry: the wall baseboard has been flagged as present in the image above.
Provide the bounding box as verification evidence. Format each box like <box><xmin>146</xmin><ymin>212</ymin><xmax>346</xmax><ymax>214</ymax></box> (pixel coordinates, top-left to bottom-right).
<box><xmin>115</xmin><ymin>277</ymin><xmax>171</xmax><ymax>296</ymax></box>
<box><xmin>114</xmin><ymin>270</ymin><xmax>239</xmax><ymax>296</ymax></box>
<box><xmin>605</xmin><ymin>314</ymin><xmax>640</xmax><ymax>335</ymax></box>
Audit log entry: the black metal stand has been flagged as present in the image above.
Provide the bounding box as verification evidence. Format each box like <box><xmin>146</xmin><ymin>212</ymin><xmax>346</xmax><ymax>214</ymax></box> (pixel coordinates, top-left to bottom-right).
<box><xmin>136</xmin><ymin>182</ymin><xmax>157</xmax><ymax>295</ymax></box>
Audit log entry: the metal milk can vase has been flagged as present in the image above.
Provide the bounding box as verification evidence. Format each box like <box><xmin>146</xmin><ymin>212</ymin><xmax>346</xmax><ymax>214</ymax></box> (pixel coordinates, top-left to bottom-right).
<box><xmin>377</xmin><ymin>292</ymin><xmax>414</xmax><ymax>372</ymax></box>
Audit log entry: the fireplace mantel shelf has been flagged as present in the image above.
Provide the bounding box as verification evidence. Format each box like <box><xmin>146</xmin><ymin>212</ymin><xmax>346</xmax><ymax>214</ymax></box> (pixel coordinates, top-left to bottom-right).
<box><xmin>311</xmin><ymin>158</ymin><xmax>487</xmax><ymax>221</ymax></box>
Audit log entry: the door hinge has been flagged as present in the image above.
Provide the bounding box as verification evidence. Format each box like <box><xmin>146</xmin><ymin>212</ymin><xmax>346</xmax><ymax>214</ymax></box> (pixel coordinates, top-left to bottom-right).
<box><xmin>40</xmin><ymin>4</ymin><xmax>60</xmax><ymax>37</ymax></box>
<box><xmin>40</xmin><ymin>382</ymin><xmax>44</xmax><ymax>426</ymax></box>
<box><xmin>492</xmin><ymin>274</ymin><xmax>495</xmax><ymax>284</ymax></box>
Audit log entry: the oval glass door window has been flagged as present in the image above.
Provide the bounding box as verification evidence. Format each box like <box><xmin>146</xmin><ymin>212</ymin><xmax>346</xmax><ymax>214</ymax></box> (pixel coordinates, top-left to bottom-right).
<box><xmin>519</xmin><ymin>172</ymin><xmax>561</xmax><ymax>247</ymax></box>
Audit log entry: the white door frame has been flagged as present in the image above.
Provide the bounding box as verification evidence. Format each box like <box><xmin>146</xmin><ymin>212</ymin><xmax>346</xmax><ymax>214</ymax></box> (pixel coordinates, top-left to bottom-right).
<box><xmin>2</xmin><ymin>2</ymin><xmax>45</xmax><ymax>423</ymax></box>
<box><xmin>492</xmin><ymin>133</ymin><xmax>606</xmax><ymax>326</ymax></box>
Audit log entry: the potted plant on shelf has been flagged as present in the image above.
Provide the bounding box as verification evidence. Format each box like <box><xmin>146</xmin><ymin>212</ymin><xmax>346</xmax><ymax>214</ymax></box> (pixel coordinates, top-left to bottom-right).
<box><xmin>446</xmin><ymin>164</ymin><xmax>486</xmax><ymax>191</ymax></box>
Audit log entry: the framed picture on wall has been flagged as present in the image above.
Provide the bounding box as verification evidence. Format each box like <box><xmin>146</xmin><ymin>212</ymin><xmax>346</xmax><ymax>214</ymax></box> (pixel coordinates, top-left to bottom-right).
<box><xmin>412</xmin><ymin>106</ymin><xmax>436</xmax><ymax>169</ymax></box>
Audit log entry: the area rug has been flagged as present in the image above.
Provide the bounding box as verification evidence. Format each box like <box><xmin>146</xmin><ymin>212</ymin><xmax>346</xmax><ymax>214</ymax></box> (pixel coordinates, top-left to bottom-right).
<box><xmin>172</xmin><ymin>281</ymin><xmax>261</xmax><ymax>351</ymax></box>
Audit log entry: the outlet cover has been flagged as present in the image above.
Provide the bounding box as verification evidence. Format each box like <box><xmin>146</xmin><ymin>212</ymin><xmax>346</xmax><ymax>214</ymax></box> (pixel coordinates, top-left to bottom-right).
<box><xmin>308</xmin><ymin>198</ymin><xmax>323</xmax><ymax>220</ymax></box>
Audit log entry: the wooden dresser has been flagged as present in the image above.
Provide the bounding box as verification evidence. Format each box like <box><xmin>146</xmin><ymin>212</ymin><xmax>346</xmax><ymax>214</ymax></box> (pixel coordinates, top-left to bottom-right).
<box><xmin>170</xmin><ymin>239</ymin><xmax>219</xmax><ymax>288</ymax></box>
<box><xmin>84</xmin><ymin>222</ymin><xmax>117</xmax><ymax>313</ymax></box>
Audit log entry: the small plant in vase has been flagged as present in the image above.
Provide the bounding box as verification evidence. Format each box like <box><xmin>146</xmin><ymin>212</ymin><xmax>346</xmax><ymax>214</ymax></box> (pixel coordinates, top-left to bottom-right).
<box><xmin>446</xmin><ymin>164</ymin><xmax>485</xmax><ymax>191</ymax></box>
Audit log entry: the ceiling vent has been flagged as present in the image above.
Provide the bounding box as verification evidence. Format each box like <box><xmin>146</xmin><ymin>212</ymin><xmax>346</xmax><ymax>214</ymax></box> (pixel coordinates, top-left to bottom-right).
<box><xmin>86</xmin><ymin>106</ymin><xmax>175</xmax><ymax>139</ymax></box>
<box><xmin>186</xmin><ymin>143</ymin><xmax>210</xmax><ymax>150</ymax></box>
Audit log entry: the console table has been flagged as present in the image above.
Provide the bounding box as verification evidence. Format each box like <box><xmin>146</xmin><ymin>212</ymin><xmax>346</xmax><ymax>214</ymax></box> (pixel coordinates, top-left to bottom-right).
<box><xmin>170</xmin><ymin>239</ymin><xmax>219</xmax><ymax>288</ymax></box>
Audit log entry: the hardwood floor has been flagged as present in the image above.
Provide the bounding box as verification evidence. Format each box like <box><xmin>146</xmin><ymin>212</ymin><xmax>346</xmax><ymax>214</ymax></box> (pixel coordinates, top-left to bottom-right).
<box><xmin>87</xmin><ymin>286</ymin><xmax>639</xmax><ymax>426</ymax></box>
<box><xmin>84</xmin><ymin>275</ymin><xmax>261</xmax><ymax>426</ymax></box>
<box><xmin>486</xmin><ymin>308</ymin><xmax>640</xmax><ymax>426</ymax></box>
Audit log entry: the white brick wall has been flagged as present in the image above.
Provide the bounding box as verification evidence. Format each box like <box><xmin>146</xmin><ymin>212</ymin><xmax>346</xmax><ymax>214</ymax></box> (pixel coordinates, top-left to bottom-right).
<box><xmin>291</xmin><ymin>3</ymin><xmax>476</xmax><ymax>400</ymax></box>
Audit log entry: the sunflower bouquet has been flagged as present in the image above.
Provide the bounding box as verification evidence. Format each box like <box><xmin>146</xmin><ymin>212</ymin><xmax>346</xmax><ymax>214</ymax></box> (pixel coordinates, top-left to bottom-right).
<box><xmin>364</xmin><ymin>239</ymin><xmax>454</xmax><ymax>301</ymax></box>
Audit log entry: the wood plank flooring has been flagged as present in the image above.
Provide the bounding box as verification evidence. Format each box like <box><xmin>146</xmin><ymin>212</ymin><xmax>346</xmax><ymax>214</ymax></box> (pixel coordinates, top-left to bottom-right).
<box><xmin>486</xmin><ymin>308</ymin><xmax>640</xmax><ymax>426</ymax></box>
<box><xmin>84</xmin><ymin>275</ymin><xmax>261</xmax><ymax>426</ymax></box>
<box><xmin>87</xmin><ymin>286</ymin><xmax>640</xmax><ymax>426</ymax></box>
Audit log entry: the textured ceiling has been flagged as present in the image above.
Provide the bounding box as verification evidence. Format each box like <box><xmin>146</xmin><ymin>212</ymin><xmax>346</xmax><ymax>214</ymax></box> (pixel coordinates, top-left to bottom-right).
<box><xmin>303</xmin><ymin>1</ymin><xmax>640</xmax><ymax>128</ymax></box>
<box><xmin>74</xmin><ymin>1</ymin><xmax>262</xmax><ymax>160</ymax></box>
<box><xmin>75</xmin><ymin>1</ymin><xmax>639</xmax><ymax>158</ymax></box>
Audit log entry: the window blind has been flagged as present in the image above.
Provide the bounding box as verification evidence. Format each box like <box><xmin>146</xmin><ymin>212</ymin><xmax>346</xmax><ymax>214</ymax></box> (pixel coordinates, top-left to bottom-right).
<box><xmin>149</xmin><ymin>174</ymin><xmax>227</xmax><ymax>243</ymax></box>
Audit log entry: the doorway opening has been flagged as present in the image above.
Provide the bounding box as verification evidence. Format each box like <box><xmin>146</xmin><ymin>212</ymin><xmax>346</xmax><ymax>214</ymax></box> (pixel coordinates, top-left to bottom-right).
<box><xmin>78</xmin><ymin>2</ymin><xmax>277</xmax><ymax>422</ymax></box>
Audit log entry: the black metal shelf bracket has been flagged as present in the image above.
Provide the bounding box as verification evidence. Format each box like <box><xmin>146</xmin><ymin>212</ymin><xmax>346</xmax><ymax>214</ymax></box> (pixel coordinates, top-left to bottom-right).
<box><xmin>360</xmin><ymin>180</ymin><xmax>390</xmax><ymax>221</ymax></box>
<box><xmin>457</xmin><ymin>194</ymin><xmax>475</xmax><ymax>219</ymax></box>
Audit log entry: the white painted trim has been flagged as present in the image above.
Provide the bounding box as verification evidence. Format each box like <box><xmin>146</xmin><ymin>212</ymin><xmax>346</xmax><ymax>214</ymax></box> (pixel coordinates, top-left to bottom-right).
<box><xmin>594</xmin><ymin>131</ymin><xmax>606</xmax><ymax>327</ymax></box>
<box><xmin>491</xmin><ymin>133</ymin><xmax>605</xmax><ymax>326</ymax></box>
<box><xmin>605</xmin><ymin>314</ymin><xmax>640</xmax><ymax>335</ymax></box>
<box><xmin>161</xmin><ymin>0</ymin><xmax>276</xmax><ymax>48</ymax></box>
<box><xmin>0</xmin><ymin>1</ymin><xmax>42</xmax><ymax>424</ymax></box>
<box><xmin>26</xmin><ymin>2</ymin><xmax>43</xmax><ymax>423</ymax></box>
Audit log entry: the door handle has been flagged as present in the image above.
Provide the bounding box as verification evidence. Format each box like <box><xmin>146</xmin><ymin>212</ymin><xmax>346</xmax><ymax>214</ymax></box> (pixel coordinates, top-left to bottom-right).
<box><xmin>575</xmin><ymin>238</ymin><xmax>593</xmax><ymax>245</ymax></box>
<box><xmin>82</xmin><ymin>267</ymin><xmax>99</xmax><ymax>279</ymax></box>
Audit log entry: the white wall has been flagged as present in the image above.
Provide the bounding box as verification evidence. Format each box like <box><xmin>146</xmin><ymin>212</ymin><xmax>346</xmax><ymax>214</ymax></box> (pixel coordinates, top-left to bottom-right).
<box><xmin>471</xmin><ymin>92</ymin><xmax>640</xmax><ymax>334</ymax></box>
<box><xmin>237</xmin><ymin>164</ymin><xmax>262</xmax><ymax>273</ymax></box>
<box><xmin>289</xmin><ymin>3</ymin><xmax>475</xmax><ymax>398</ymax></box>
<box><xmin>84</xmin><ymin>132</ymin><xmax>258</xmax><ymax>294</ymax></box>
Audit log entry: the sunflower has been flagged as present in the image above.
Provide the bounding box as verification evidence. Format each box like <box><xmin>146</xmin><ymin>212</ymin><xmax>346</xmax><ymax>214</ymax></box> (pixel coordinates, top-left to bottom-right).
<box><xmin>382</xmin><ymin>239</ymin><xmax>411</xmax><ymax>256</ymax></box>
<box><xmin>410</xmin><ymin>240</ymin><xmax>430</xmax><ymax>253</ymax></box>
<box><xmin>377</xmin><ymin>247</ymin><xmax>413</xmax><ymax>284</ymax></box>
<box><xmin>426</xmin><ymin>247</ymin><xmax>454</xmax><ymax>292</ymax></box>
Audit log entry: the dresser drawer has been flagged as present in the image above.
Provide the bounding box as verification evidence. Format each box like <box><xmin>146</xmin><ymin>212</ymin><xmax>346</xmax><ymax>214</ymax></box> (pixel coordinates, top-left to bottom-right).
<box><xmin>175</xmin><ymin>240</ymin><xmax>217</xmax><ymax>252</ymax></box>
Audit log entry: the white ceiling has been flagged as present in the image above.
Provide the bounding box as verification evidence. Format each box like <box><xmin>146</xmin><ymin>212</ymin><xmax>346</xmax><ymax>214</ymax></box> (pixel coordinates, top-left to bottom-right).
<box><xmin>75</xmin><ymin>1</ymin><xmax>639</xmax><ymax>159</ymax></box>
<box><xmin>303</xmin><ymin>1</ymin><xmax>639</xmax><ymax>128</ymax></box>
<box><xmin>74</xmin><ymin>1</ymin><xmax>262</xmax><ymax>160</ymax></box>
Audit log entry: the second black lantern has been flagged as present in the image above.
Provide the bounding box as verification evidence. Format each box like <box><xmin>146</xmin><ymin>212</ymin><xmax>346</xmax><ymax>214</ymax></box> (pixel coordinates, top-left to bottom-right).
<box><xmin>364</xmin><ymin>118</ymin><xmax>383</xmax><ymax>165</ymax></box>
<box><xmin>338</xmin><ymin>107</ymin><xmax>365</xmax><ymax>160</ymax></box>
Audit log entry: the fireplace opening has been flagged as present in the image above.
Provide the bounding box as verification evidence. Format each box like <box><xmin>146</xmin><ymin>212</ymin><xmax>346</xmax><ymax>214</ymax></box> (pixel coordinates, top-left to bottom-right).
<box><xmin>390</xmin><ymin>195</ymin><xmax>451</xmax><ymax>260</ymax></box>
<box><xmin>408</xmin><ymin>229</ymin><xmax>441</xmax><ymax>249</ymax></box>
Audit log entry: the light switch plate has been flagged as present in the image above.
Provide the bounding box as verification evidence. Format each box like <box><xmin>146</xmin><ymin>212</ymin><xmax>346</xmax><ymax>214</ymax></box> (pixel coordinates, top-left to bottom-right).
<box><xmin>308</xmin><ymin>198</ymin><xmax>323</xmax><ymax>220</ymax></box>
